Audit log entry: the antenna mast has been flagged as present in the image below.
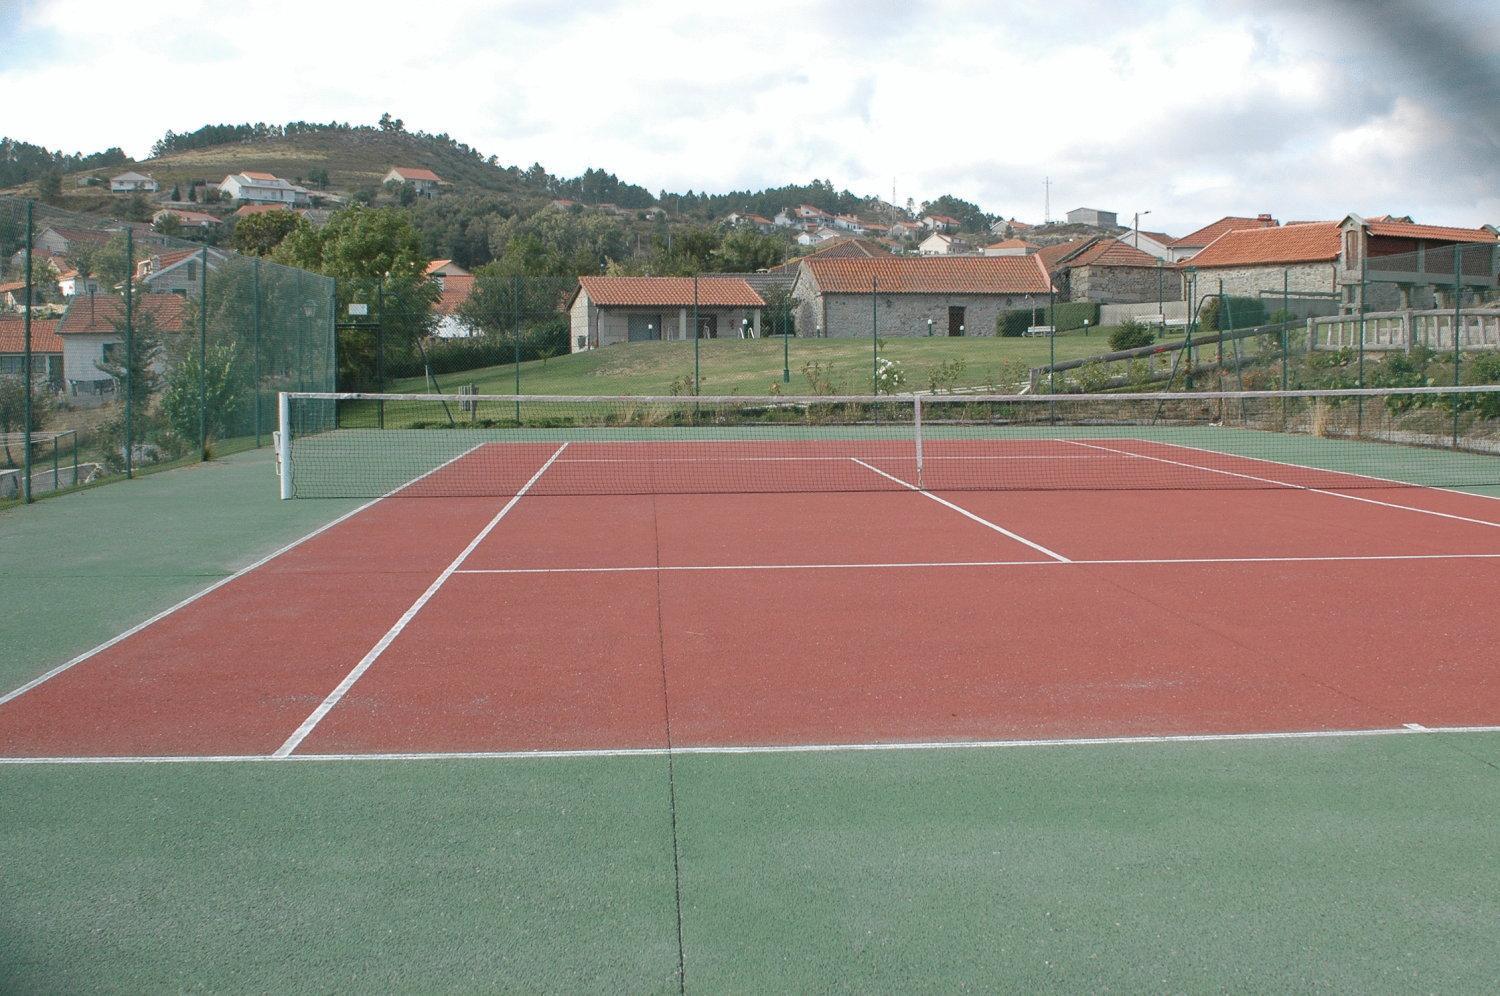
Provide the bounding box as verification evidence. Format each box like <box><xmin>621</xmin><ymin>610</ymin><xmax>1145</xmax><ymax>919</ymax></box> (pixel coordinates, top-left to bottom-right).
<box><xmin>1043</xmin><ymin>176</ymin><xmax>1051</xmax><ymax>223</ymax></box>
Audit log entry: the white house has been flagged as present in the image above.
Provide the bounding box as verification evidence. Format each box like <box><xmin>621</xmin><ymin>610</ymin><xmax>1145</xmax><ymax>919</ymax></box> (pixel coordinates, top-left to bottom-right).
<box><xmin>797</xmin><ymin>226</ymin><xmax>844</xmax><ymax>247</ymax></box>
<box><xmin>383</xmin><ymin>167</ymin><xmax>447</xmax><ymax>195</ymax></box>
<box><xmin>56</xmin><ymin>292</ymin><xmax>187</xmax><ymax>401</ymax></box>
<box><xmin>56</xmin><ymin>268</ymin><xmax>102</xmax><ymax>297</ymax></box>
<box><xmin>432</xmin><ymin>275</ymin><xmax>477</xmax><ymax>339</ymax></box>
<box><xmin>569</xmin><ymin>276</ymin><xmax>765</xmax><ymax>352</ymax></box>
<box><xmin>922</xmin><ymin>214</ymin><xmax>961</xmax><ymax>232</ymax></box>
<box><xmin>919</xmin><ymin>232</ymin><xmax>973</xmax><ymax>255</ymax></box>
<box><xmin>110</xmin><ymin>171</ymin><xmax>158</xmax><ymax>193</ymax></box>
<box><xmin>888</xmin><ymin>220</ymin><xmax>923</xmax><ymax>241</ymax></box>
<box><xmin>982</xmin><ymin>238</ymin><xmax>1039</xmax><ymax>257</ymax></box>
<box><xmin>219</xmin><ymin>172</ymin><xmax>302</xmax><ymax>205</ymax></box>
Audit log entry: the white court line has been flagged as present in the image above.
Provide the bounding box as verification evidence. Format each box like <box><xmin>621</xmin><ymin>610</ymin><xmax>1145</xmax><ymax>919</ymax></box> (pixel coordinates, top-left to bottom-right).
<box><xmin>273</xmin><ymin>442</ymin><xmax>570</xmax><ymax>757</ymax></box>
<box><xmin>0</xmin><ymin>443</ymin><xmax>489</xmax><ymax>709</ymax></box>
<box><xmin>1143</xmin><ymin>437</ymin><xmax>1500</xmax><ymax>503</ymax></box>
<box><xmin>556</xmin><ymin>454</ymin><xmax>1109</xmax><ymax>463</ymax></box>
<box><xmin>849</xmin><ymin>458</ymin><xmax>1072</xmax><ymax>563</ymax></box>
<box><xmin>1065</xmin><ymin>440</ymin><xmax>1500</xmax><ymax>531</ymax></box>
<box><xmin>5</xmin><ymin>723</ymin><xmax>1499</xmax><ymax>765</ymax></box>
<box><xmin>452</xmin><ymin>551</ymin><xmax>1500</xmax><ymax>576</ymax></box>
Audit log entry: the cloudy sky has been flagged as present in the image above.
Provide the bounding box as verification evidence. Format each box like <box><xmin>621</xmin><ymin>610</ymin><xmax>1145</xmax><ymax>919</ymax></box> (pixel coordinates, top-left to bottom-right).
<box><xmin>2</xmin><ymin>0</ymin><xmax>1496</xmax><ymax>234</ymax></box>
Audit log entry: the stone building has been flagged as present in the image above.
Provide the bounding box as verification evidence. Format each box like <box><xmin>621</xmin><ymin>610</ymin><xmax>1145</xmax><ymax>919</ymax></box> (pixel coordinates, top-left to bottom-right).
<box><xmin>791</xmin><ymin>256</ymin><xmax>1054</xmax><ymax>338</ymax></box>
<box><xmin>1046</xmin><ymin>238</ymin><xmax>1182</xmax><ymax>304</ymax></box>
<box><xmin>569</xmin><ymin>276</ymin><xmax>765</xmax><ymax>352</ymax></box>
<box><xmin>1169</xmin><ymin>214</ymin><xmax>1278</xmax><ymax>262</ymax></box>
<box><xmin>1183</xmin><ymin>216</ymin><xmax>1498</xmax><ymax>313</ymax></box>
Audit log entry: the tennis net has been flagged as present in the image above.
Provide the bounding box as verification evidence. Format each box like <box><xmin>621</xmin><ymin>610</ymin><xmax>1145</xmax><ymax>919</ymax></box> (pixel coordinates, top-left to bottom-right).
<box><xmin>277</xmin><ymin>386</ymin><xmax>1500</xmax><ymax>499</ymax></box>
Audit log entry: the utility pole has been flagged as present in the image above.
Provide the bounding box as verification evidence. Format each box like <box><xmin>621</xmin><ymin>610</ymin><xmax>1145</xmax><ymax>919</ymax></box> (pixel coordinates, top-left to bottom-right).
<box><xmin>1043</xmin><ymin>177</ymin><xmax>1051</xmax><ymax>224</ymax></box>
<box><xmin>1133</xmin><ymin>210</ymin><xmax>1151</xmax><ymax>248</ymax></box>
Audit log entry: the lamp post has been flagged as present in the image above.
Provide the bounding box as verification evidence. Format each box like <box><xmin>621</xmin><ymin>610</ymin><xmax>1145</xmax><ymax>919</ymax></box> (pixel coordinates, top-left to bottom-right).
<box><xmin>741</xmin><ymin>317</ymin><xmax>749</xmax><ymax>340</ymax></box>
<box><xmin>927</xmin><ymin>318</ymin><xmax>934</xmax><ymax>337</ymax></box>
<box><xmin>1133</xmin><ymin>210</ymin><xmax>1151</xmax><ymax>248</ymax></box>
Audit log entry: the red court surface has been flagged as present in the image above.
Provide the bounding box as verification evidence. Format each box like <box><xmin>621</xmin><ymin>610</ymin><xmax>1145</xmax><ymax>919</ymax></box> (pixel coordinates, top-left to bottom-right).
<box><xmin>3</xmin><ymin>438</ymin><xmax>1499</xmax><ymax>760</ymax></box>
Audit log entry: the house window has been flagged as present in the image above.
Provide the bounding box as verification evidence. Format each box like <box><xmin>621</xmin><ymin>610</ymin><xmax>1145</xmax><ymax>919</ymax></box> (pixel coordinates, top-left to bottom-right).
<box><xmin>185</xmin><ymin>261</ymin><xmax>197</xmax><ymax>282</ymax></box>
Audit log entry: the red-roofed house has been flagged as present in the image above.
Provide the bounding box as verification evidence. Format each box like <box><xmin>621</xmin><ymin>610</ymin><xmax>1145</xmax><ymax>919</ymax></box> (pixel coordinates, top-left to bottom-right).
<box><xmin>136</xmin><ymin>247</ymin><xmax>228</xmax><ymax>295</ymax></box>
<box><xmin>430</xmin><ymin>275</ymin><xmax>477</xmax><ymax>339</ymax></box>
<box><xmin>792</xmin><ymin>256</ymin><xmax>1054</xmax><ymax>337</ymax></box>
<box><xmin>1050</xmin><ymin>238</ymin><xmax>1182</xmax><ymax>304</ymax></box>
<box><xmin>921</xmin><ymin>214</ymin><xmax>961</xmax><ymax>232</ymax></box>
<box><xmin>383</xmin><ymin>167</ymin><xmax>447</xmax><ymax>195</ymax></box>
<box><xmin>425</xmin><ymin>259</ymin><xmax>471</xmax><ymax>280</ymax></box>
<box><xmin>56</xmin><ymin>292</ymin><xmax>188</xmax><ymax>400</ymax></box>
<box><xmin>982</xmin><ymin>238</ymin><xmax>1039</xmax><ymax>257</ymax></box>
<box><xmin>0</xmin><ymin>316</ymin><xmax>63</xmax><ymax>385</ymax></box>
<box><xmin>569</xmin><ymin>276</ymin><xmax>766</xmax><ymax>351</ymax></box>
<box><xmin>1184</xmin><ymin>215</ymin><xmax>1498</xmax><ymax>312</ymax></box>
<box><xmin>153</xmin><ymin>208</ymin><xmax>222</xmax><ymax>231</ymax></box>
<box><xmin>1171</xmin><ymin>214</ymin><xmax>1279</xmax><ymax>261</ymax></box>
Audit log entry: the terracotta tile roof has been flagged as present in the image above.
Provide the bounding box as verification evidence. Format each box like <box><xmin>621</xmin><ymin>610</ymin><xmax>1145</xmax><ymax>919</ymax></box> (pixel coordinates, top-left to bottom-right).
<box><xmin>1173</xmin><ymin>215</ymin><xmax>1278</xmax><ymax>248</ymax></box>
<box><xmin>390</xmin><ymin>166</ymin><xmax>444</xmax><ymax>183</ymax></box>
<box><xmin>234</xmin><ymin>203</ymin><xmax>292</xmax><ymax>218</ymax></box>
<box><xmin>43</xmin><ymin>226</ymin><xmax>113</xmax><ymax>246</ymax></box>
<box><xmin>434</xmin><ymin>275</ymin><xmax>475</xmax><ymax>315</ymax></box>
<box><xmin>768</xmin><ymin>237</ymin><xmax>890</xmax><ymax>272</ymax></box>
<box><xmin>1135</xmin><ymin>230</ymin><xmax>1173</xmax><ymax>244</ymax></box>
<box><xmin>803</xmin><ymin>255</ymin><xmax>1053</xmax><ymax>295</ymax></box>
<box><xmin>0</xmin><ymin>279</ymin><xmax>24</xmax><ymax>293</ymax></box>
<box><xmin>425</xmin><ymin>259</ymin><xmax>471</xmax><ymax>276</ymax></box>
<box><xmin>1065</xmin><ymin>239</ymin><xmax>1163</xmax><ymax>268</ymax></box>
<box><xmin>1363</xmin><ymin>219</ymin><xmax>1497</xmax><ymax>243</ymax></box>
<box><xmin>985</xmin><ymin>238</ymin><xmax>1038</xmax><ymax>251</ymax></box>
<box><xmin>0</xmin><ymin>317</ymin><xmax>63</xmax><ymax>353</ymax></box>
<box><xmin>1033</xmin><ymin>238</ymin><xmax>1098</xmax><ymax>274</ymax></box>
<box><xmin>57</xmin><ymin>292</ymin><xmax>188</xmax><ymax>335</ymax></box>
<box><xmin>576</xmin><ymin>276</ymin><xmax>765</xmax><ymax>308</ymax></box>
<box><xmin>242</xmin><ymin>171</ymin><xmax>279</xmax><ymax>181</ymax></box>
<box><xmin>1188</xmin><ymin>222</ymin><xmax>1341</xmax><ymax>268</ymax></box>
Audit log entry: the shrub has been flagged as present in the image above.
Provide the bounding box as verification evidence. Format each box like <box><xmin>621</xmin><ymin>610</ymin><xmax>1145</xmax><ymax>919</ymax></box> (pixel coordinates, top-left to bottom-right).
<box><xmin>875</xmin><ymin>357</ymin><xmax>906</xmax><ymax>393</ymax></box>
<box><xmin>1074</xmin><ymin>358</ymin><xmax>1111</xmax><ymax>393</ymax></box>
<box><xmin>1108</xmin><ymin>319</ymin><xmax>1155</xmax><ymax>352</ymax></box>
<box><xmin>927</xmin><ymin>356</ymin><xmax>967</xmax><ymax>393</ymax></box>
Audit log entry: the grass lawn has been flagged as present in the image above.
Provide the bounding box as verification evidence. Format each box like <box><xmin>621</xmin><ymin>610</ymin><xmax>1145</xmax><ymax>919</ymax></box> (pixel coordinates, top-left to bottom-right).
<box><xmin>397</xmin><ymin>331</ymin><xmax>1137</xmax><ymax>398</ymax></box>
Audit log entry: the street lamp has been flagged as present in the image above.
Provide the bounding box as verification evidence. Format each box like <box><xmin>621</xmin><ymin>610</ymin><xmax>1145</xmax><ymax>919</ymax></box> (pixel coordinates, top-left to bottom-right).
<box><xmin>926</xmin><ymin>318</ymin><xmax>934</xmax><ymax>337</ymax></box>
<box><xmin>1133</xmin><ymin>210</ymin><xmax>1152</xmax><ymax>248</ymax></box>
<box><xmin>741</xmin><ymin>317</ymin><xmax>749</xmax><ymax>340</ymax></box>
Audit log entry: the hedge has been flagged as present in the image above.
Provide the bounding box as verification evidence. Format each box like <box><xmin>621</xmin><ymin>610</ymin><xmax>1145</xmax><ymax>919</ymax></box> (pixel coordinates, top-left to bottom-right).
<box><xmin>997</xmin><ymin>301</ymin><xmax>1100</xmax><ymax>337</ymax></box>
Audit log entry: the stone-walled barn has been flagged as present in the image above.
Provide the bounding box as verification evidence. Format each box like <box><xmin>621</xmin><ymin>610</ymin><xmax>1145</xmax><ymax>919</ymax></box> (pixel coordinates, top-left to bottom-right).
<box><xmin>792</xmin><ymin>256</ymin><xmax>1055</xmax><ymax>338</ymax></box>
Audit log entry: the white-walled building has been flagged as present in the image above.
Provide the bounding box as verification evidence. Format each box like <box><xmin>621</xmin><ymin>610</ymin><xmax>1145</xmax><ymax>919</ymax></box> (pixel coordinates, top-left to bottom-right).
<box><xmin>219</xmin><ymin>172</ymin><xmax>306</xmax><ymax>206</ymax></box>
<box><xmin>110</xmin><ymin>171</ymin><xmax>158</xmax><ymax>193</ymax></box>
<box><xmin>569</xmin><ymin>276</ymin><xmax>765</xmax><ymax>352</ymax></box>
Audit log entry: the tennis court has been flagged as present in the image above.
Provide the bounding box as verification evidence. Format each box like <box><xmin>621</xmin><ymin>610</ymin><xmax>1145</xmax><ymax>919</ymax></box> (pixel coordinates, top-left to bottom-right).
<box><xmin>4</xmin><ymin>387</ymin><xmax>1499</xmax><ymax>763</ymax></box>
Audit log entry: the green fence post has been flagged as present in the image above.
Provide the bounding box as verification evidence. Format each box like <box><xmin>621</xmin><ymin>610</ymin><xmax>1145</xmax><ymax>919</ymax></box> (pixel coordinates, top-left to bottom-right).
<box><xmin>1047</xmin><ymin>286</ymin><xmax>1056</xmax><ymax>393</ymax></box>
<box><xmin>51</xmin><ymin>433</ymin><xmax>58</xmax><ymax>491</ymax></box>
<box><xmin>782</xmin><ymin>296</ymin><xmax>790</xmax><ymax>384</ymax></box>
<box><xmin>124</xmin><ymin>227</ymin><xmax>134</xmax><ymax>479</ymax></box>
<box><xmin>21</xmin><ymin>200</ymin><xmax>33</xmax><ymax>503</ymax></box>
<box><xmin>71</xmin><ymin>430</ymin><xmax>78</xmax><ymax>488</ymax></box>
<box><xmin>1185</xmin><ymin>270</ymin><xmax>1196</xmax><ymax>391</ymax></box>
<box><xmin>252</xmin><ymin>258</ymin><xmax>262</xmax><ymax>447</ymax></box>
<box><xmin>1453</xmin><ymin>246</ymin><xmax>1463</xmax><ymax>448</ymax></box>
<box><xmin>871</xmin><ymin>276</ymin><xmax>879</xmax><ymax>394</ymax></box>
<box><xmin>512</xmin><ymin>274</ymin><xmax>522</xmax><ymax>425</ymax></box>
<box><xmin>198</xmin><ymin>246</ymin><xmax>208</xmax><ymax>459</ymax></box>
<box><xmin>692</xmin><ymin>275</ymin><xmax>700</xmax><ymax>395</ymax></box>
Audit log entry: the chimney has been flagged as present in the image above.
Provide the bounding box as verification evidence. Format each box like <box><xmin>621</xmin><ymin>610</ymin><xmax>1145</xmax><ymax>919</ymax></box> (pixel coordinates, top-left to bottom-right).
<box><xmin>1258</xmin><ymin>213</ymin><xmax>1273</xmax><ymax>223</ymax></box>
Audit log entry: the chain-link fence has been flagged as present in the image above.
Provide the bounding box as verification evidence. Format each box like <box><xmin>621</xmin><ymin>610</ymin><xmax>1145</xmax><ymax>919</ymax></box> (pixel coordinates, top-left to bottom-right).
<box><xmin>252</xmin><ymin>246</ymin><xmax>1498</xmax><ymax>434</ymax></box>
<box><xmin>0</xmin><ymin>197</ymin><xmax>334</xmax><ymax>505</ymax></box>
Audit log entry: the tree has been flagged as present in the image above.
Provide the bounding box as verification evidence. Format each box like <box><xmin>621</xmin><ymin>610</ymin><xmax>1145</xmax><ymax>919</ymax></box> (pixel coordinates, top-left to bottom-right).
<box><xmin>0</xmin><ymin>376</ymin><xmax>51</xmax><ymax>468</ymax></box>
<box><xmin>96</xmin><ymin>304</ymin><xmax>163</xmax><ymax>410</ymax></box>
<box><xmin>308</xmin><ymin>167</ymin><xmax>330</xmax><ymax>189</ymax></box>
<box><xmin>713</xmin><ymin>228</ymin><xmax>786</xmax><ymax>272</ymax></box>
<box><xmin>187</xmin><ymin>182</ymin><xmax>198</xmax><ymax>203</ymax></box>
<box><xmin>37</xmin><ymin>170</ymin><xmax>63</xmax><ymax>204</ymax></box>
<box><xmin>170</xmin><ymin>184</ymin><xmax>181</xmax><ymax>200</ymax></box>
<box><xmin>378</xmin><ymin>112</ymin><xmax>405</xmax><ymax>133</ymax></box>
<box><xmin>920</xmin><ymin>194</ymin><xmax>992</xmax><ymax>232</ymax></box>
<box><xmin>154</xmin><ymin>213</ymin><xmax>184</xmax><ymax>239</ymax></box>
<box><xmin>272</xmin><ymin>204</ymin><xmax>437</xmax><ymax>386</ymax></box>
<box><xmin>232</xmin><ymin>210</ymin><xmax>306</xmax><ymax>257</ymax></box>
<box><xmin>161</xmin><ymin>338</ymin><xmax>249</xmax><ymax>451</ymax></box>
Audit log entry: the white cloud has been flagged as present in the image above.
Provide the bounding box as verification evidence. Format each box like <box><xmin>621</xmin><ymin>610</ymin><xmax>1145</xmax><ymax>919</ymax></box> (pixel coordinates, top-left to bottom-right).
<box><xmin>2</xmin><ymin>0</ymin><xmax>1495</xmax><ymax>232</ymax></box>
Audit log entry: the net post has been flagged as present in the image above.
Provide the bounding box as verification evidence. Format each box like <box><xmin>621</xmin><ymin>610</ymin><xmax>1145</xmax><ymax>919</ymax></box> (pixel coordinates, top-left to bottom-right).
<box><xmin>277</xmin><ymin>392</ymin><xmax>293</xmax><ymax>500</ymax></box>
<box><xmin>913</xmin><ymin>394</ymin><xmax>924</xmax><ymax>489</ymax></box>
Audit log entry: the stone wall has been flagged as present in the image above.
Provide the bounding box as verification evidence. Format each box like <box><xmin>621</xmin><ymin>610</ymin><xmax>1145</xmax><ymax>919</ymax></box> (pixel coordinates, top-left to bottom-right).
<box><xmin>1186</xmin><ymin>262</ymin><xmax>1339</xmax><ymax>301</ymax></box>
<box><xmin>1068</xmin><ymin>264</ymin><xmax>1182</xmax><ymax>304</ymax></box>
<box><xmin>809</xmin><ymin>292</ymin><xmax>1038</xmax><ymax>338</ymax></box>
